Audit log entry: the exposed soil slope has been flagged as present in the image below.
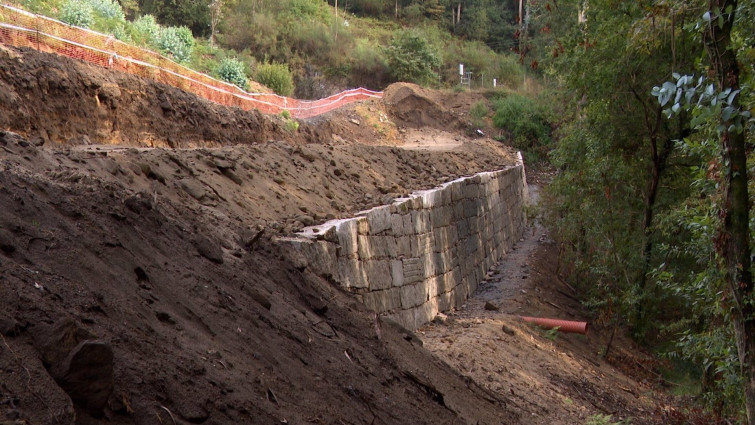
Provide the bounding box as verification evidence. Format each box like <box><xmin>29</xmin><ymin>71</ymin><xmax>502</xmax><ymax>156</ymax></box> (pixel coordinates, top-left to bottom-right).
<box><xmin>0</xmin><ymin>46</ymin><xmax>521</xmax><ymax>425</ymax></box>
<box><xmin>0</xmin><ymin>45</ymin><xmax>685</xmax><ymax>425</ymax></box>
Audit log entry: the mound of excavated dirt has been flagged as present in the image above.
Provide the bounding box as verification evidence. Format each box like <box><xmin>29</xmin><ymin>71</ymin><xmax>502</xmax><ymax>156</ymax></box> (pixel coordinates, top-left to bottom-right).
<box><xmin>383</xmin><ymin>83</ymin><xmax>466</xmax><ymax>130</ymax></box>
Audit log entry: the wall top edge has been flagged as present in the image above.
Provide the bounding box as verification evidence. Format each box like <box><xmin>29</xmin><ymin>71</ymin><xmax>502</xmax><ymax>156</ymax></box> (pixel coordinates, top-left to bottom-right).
<box><xmin>280</xmin><ymin>163</ymin><xmax>524</xmax><ymax>242</ymax></box>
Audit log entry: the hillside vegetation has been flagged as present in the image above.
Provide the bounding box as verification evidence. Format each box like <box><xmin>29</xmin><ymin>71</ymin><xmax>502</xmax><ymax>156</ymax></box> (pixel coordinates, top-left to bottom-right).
<box><xmin>11</xmin><ymin>0</ymin><xmax>528</xmax><ymax>97</ymax></box>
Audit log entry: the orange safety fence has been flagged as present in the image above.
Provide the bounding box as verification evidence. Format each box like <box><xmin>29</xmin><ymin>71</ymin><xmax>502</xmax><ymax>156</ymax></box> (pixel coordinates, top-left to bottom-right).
<box><xmin>0</xmin><ymin>4</ymin><xmax>382</xmax><ymax>118</ymax></box>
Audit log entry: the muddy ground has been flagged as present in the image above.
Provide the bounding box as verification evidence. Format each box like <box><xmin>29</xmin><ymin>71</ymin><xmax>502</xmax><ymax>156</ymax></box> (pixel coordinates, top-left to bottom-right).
<box><xmin>1</xmin><ymin>45</ymin><xmax>689</xmax><ymax>425</ymax></box>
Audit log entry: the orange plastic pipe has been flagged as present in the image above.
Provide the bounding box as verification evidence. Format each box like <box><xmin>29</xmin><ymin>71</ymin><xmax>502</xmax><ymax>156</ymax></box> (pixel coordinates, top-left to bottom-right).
<box><xmin>520</xmin><ymin>316</ymin><xmax>589</xmax><ymax>335</ymax></box>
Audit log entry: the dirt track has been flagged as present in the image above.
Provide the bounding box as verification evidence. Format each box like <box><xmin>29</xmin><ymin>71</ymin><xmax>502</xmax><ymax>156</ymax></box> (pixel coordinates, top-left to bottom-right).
<box><xmin>0</xmin><ymin>45</ymin><xmax>681</xmax><ymax>425</ymax></box>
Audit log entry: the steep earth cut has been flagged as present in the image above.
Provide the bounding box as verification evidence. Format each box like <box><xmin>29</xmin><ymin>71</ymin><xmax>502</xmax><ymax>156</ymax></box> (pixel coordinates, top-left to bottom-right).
<box><xmin>0</xmin><ymin>44</ymin><xmax>689</xmax><ymax>425</ymax></box>
<box><xmin>0</xmin><ymin>46</ymin><xmax>522</xmax><ymax>425</ymax></box>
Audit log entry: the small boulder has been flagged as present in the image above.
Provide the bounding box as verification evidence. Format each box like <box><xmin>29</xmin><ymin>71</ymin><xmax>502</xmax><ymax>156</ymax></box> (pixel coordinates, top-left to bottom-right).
<box><xmin>179</xmin><ymin>179</ymin><xmax>207</xmax><ymax>201</ymax></box>
<box><xmin>55</xmin><ymin>340</ymin><xmax>114</xmax><ymax>417</ymax></box>
<box><xmin>484</xmin><ymin>301</ymin><xmax>499</xmax><ymax>311</ymax></box>
<box><xmin>295</xmin><ymin>215</ymin><xmax>315</xmax><ymax>227</ymax></box>
<box><xmin>0</xmin><ymin>229</ymin><xmax>16</xmax><ymax>254</ymax></box>
<box><xmin>195</xmin><ymin>236</ymin><xmax>223</xmax><ymax>264</ymax></box>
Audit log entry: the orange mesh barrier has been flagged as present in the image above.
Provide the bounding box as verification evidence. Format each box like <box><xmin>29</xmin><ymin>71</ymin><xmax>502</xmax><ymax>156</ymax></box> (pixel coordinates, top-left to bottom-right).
<box><xmin>0</xmin><ymin>4</ymin><xmax>382</xmax><ymax>118</ymax></box>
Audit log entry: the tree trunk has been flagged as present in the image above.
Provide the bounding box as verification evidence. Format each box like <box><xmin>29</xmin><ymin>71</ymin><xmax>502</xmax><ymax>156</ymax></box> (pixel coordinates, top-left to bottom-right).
<box><xmin>703</xmin><ymin>1</ymin><xmax>755</xmax><ymax>423</ymax></box>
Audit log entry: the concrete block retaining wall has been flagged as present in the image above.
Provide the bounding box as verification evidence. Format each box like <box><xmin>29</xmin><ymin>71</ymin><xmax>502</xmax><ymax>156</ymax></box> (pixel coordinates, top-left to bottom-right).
<box><xmin>277</xmin><ymin>160</ymin><xmax>528</xmax><ymax>330</ymax></box>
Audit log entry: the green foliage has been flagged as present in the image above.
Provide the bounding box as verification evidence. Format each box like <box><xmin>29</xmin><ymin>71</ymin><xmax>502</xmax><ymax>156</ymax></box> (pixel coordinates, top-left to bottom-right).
<box><xmin>348</xmin><ymin>38</ymin><xmax>390</xmax><ymax>88</ymax></box>
<box><xmin>216</xmin><ymin>57</ymin><xmax>248</xmax><ymax>89</ymax></box>
<box><xmin>133</xmin><ymin>14</ymin><xmax>161</xmax><ymax>43</ymax></box>
<box><xmin>138</xmin><ymin>0</ymin><xmax>211</xmax><ymax>37</ymax></box>
<box><xmin>156</xmin><ymin>25</ymin><xmax>194</xmax><ymax>62</ymax></box>
<box><xmin>60</xmin><ymin>0</ymin><xmax>95</xmax><ymax>28</ymax></box>
<box><xmin>88</xmin><ymin>0</ymin><xmax>124</xmax><ymax>21</ymax></box>
<box><xmin>256</xmin><ymin>62</ymin><xmax>294</xmax><ymax>96</ymax></box>
<box><xmin>492</xmin><ymin>94</ymin><xmax>551</xmax><ymax>162</ymax></box>
<box><xmin>469</xmin><ymin>100</ymin><xmax>488</xmax><ymax>128</ymax></box>
<box><xmin>284</xmin><ymin>118</ymin><xmax>299</xmax><ymax>132</ymax></box>
<box><xmin>543</xmin><ymin>326</ymin><xmax>559</xmax><ymax>341</ymax></box>
<box><xmin>384</xmin><ymin>28</ymin><xmax>442</xmax><ymax>86</ymax></box>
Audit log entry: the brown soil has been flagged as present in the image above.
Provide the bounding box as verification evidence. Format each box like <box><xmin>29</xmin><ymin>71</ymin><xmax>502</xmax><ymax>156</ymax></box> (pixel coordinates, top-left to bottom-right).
<box><xmin>0</xmin><ymin>45</ymin><xmax>681</xmax><ymax>425</ymax></box>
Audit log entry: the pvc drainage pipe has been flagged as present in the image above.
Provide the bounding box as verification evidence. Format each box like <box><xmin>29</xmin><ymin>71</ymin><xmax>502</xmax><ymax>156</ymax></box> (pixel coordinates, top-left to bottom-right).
<box><xmin>520</xmin><ymin>316</ymin><xmax>589</xmax><ymax>335</ymax></box>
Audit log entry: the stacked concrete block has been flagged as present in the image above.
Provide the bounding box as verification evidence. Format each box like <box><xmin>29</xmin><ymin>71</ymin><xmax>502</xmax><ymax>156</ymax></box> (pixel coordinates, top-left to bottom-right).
<box><xmin>275</xmin><ymin>163</ymin><xmax>527</xmax><ymax>331</ymax></box>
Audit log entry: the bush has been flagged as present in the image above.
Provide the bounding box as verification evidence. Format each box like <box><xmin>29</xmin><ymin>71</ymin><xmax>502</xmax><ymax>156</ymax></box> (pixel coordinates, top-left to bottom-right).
<box><xmin>156</xmin><ymin>26</ymin><xmax>194</xmax><ymax>62</ymax></box>
<box><xmin>133</xmin><ymin>15</ymin><xmax>160</xmax><ymax>44</ymax></box>
<box><xmin>349</xmin><ymin>38</ymin><xmax>390</xmax><ymax>88</ymax></box>
<box><xmin>216</xmin><ymin>58</ymin><xmax>248</xmax><ymax>90</ymax></box>
<box><xmin>470</xmin><ymin>100</ymin><xmax>488</xmax><ymax>128</ymax></box>
<box><xmin>385</xmin><ymin>29</ymin><xmax>442</xmax><ymax>86</ymax></box>
<box><xmin>256</xmin><ymin>62</ymin><xmax>294</xmax><ymax>96</ymax></box>
<box><xmin>89</xmin><ymin>0</ymin><xmax>125</xmax><ymax>21</ymax></box>
<box><xmin>60</xmin><ymin>0</ymin><xmax>94</xmax><ymax>28</ymax></box>
<box><xmin>493</xmin><ymin>94</ymin><xmax>552</xmax><ymax>162</ymax></box>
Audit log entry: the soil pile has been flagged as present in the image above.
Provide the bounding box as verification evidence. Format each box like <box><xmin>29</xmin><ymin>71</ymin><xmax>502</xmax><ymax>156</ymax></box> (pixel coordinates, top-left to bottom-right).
<box><xmin>383</xmin><ymin>83</ymin><xmax>465</xmax><ymax>130</ymax></box>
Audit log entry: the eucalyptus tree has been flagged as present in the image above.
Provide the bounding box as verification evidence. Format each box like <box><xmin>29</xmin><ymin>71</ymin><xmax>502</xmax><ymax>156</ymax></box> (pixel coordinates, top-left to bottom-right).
<box><xmin>542</xmin><ymin>0</ymin><xmax>701</xmax><ymax>341</ymax></box>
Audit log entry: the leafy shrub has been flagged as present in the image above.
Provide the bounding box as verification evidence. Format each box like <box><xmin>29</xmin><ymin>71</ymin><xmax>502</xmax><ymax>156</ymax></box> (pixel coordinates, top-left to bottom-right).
<box><xmin>216</xmin><ymin>58</ymin><xmax>248</xmax><ymax>90</ymax></box>
<box><xmin>470</xmin><ymin>100</ymin><xmax>488</xmax><ymax>127</ymax></box>
<box><xmin>493</xmin><ymin>94</ymin><xmax>552</xmax><ymax>163</ymax></box>
<box><xmin>112</xmin><ymin>23</ymin><xmax>131</xmax><ymax>41</ymax></box>
<box><xmin>156</xmin><ymin>26</ymin><xmax>194</xmax><ymax>62</ymax></box>
<box><xmin>133</xmin><ymin>15</ymin><xmax>160</xmax><ymax>43</ymax></box>
<box><xmin>287</xmin><ymin>0</ymin><xmax>326</xmax><ymax>20</ymax></box>
<box><xmin>89</xmin><ymin>0</ymin><xmax>125</xmax><ymax>20</ymax></box>
<box><xmin>284</xmin><ymin>118</ymin><xmax>299</xmax><ymax>132</ymax></box>
<box><xmin>348</xmin><ymin>38</ymin><xmax>390</xmax><ymax>88</ymax></box>
<box><xmin>256</xmin><ymin>62</ymin><xmax>294</xmax><ymax>96</ymax></box>
<box><xmin>493</xmin><ymin>94</ymin><xmax>551</xmax><ymax>144</ymax></box>
<box><xmin>385</xmin><ymin>29</ymin><xmax>442</xmax><ymax>86</ymax></box>
<box><xmin>60</xmin><ymin>0</ymin><xmax>94</xmax><ymax>28</ymax></box>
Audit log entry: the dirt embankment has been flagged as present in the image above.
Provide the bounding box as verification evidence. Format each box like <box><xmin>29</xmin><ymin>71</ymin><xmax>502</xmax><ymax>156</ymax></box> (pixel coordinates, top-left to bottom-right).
<box><xmin>0</xmin><ymin>46</ymin><xmax>524</xmax><ymax>425</ymax></box>
<box><xmin>0</xmin><ymin>44</ymin><xmax>685</xmax><ymax>425</ymax></box>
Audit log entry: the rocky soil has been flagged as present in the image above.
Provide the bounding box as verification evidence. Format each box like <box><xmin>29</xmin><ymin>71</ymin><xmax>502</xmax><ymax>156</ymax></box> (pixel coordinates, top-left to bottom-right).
<box><xmin>0</xmin><ymin>45</ymin><xmax>687</xmax><ymax>425</ymax></box>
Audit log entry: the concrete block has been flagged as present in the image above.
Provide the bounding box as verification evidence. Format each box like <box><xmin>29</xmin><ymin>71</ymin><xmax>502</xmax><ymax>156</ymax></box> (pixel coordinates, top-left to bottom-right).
<box><xmin>452</xmin><ymin>201</ymin><xmax>464</xmax><ymax>221</ymax></box>
<box><xmin>367</xmin><ymin>206</ymin><xmax>392</xmax><ymax>234</ymax></box>
<box><xmin>357</xmin><ymin>217</ymin><xmax>370</xmax><ymax>235</ymax></box>
<box><xmin>463</xmin><ymin>199</ymin><xmax>479</xmax><ymax>218</ymax></box>
<box><xmin>388</xmin><ymin>236</ymin><xmax>399</xmax><ymax>257</ymax></box>
<box><xmin>400</xmin><ymin>283</ymin><xmax>426</xmax><ymax>309</ymax></box>
<box><xmin>391</xmin><ymin>259</ymin><xmax>404</xmax><ymax>287</ymax></box>
<box><xmin>415</xmin><ymin>300</ymin><xmax>438</xmax><ymax>328</ymax></box>
<box><xmin>403</xmin><ymin>214</ymin><xmax>413</xmax><ymax>236</ymax></box>
<box><xmin>411</xmin><ymin>233</ymin><xmax>433</xmax><ymax>256</ymax></box>
<box><xmin>450</xmin><ymin>181</ymin><xmax>463</xmax><ymax>202</ymax></box>
<box><xmin>441</xmin><ymin>186</ymin><xmax>452</xmax><ymax>206</ymax></box>
<box><xmin>357</xmin><ymin>235</ymin><xmax>372</xmax><ymax>260</ymax></box>
<box><xmin>412</xmin><ymin>210</ymin><xmax>431</xmax><ymax>234</ymax></box>
<box><xmin>419</xmin><ymin>190</ymin><xmax>442</xmax><ymax>209</ymax></box>
<box><xmin>430</xmin><ymin>206</ymin><xmax>452</xmax><ymax>228</ymax></box>
<box><xmin>396</xmin><ymin>235</ymin><xmax>412</xmax><ymax>257</ymax></box>
<box><xmin>336</xmin><ymin>220</ymin><xmax>359</xmax><ymax>257</ymax></box>
<box><xmin>390</xmin><ymin>213</ymin><xmax>405</xmax><ymax>236</ymax></box>
<box><xmin>362</xmin><ymin>287</ymin><xmax>402</xmax><ymax>313</ymax></box>
<box><xmin>457</xmin><ymin>219</ymin><xmax>470</xmax><ymax>239</ymax></box>
<box><xmin>410</xmin><ymin>196</ymin><xmax>424</xmax><ymax>210</ymax></box>
<box><xmin>365</xmin><ymin>260</ymin><xmax>392</xmax><ymax>290</ymax></box>
<box><xmin>439</xmin><ymin>270</ymin><xmax>456</xmax><ymax>294</ymax></box>
<box><xmin>402</xmin><ymin>257</ymin><xmax>424</xmax><ymax>284</ymax></box>
<box><xmin>337</xmin><ymin>257</ymin><xmax>367</xmax><ymax>289</ymax></box>
<box><xmin>438</xmin><ymin>290</ymin><xmax>454</xmax><ymax>312</ymax></box>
